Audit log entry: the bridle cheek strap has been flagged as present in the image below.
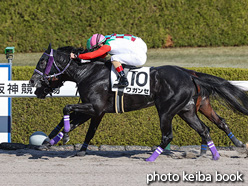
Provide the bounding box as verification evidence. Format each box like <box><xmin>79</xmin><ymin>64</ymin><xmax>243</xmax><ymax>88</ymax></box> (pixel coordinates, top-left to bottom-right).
<box><xmin>45</xmin><ymin>49</ymin><xmax>54</xmax><ymax>75</ymax></box>
<box><xmin>34</xmin><ymin>49</ymin><xmax>72</xmax><ymax>80</ymax></box>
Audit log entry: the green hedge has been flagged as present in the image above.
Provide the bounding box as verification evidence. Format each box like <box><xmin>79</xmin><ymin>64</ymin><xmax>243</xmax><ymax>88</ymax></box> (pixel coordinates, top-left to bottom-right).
<box><xmin>11</xmin><ymin>66</ymin><xmax>248</xmax><ymax>146</ymax></box>
<box><xmin>1</xmin><ymin>0</ymin><xmax>248</xmax><ymax>52</ymax></box>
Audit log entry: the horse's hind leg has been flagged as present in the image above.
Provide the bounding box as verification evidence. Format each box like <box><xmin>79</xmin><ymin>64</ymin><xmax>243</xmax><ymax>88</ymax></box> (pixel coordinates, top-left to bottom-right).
<box><xmin>179</xmin><ymin>104</ymin><xmax>209</xmax><ymax>156</ymax></box>
<box><xmin>199</xmin><ymin>97</ymin><xmax>245</xmax><ymax>147</ymax></box>
<box><xmin>146</xmin><ymin>96</ymin><xmax>190</xmax><ymax>162</ymax></box>
<box><xmin>178</xmin><ymin>105</ymin><xmax>220</xmax><ymax>160</ymax></box>
<box><xmin>146</xmin><ymin>113</ymin><xmax>174</xmax><ymax>162</ymax></box>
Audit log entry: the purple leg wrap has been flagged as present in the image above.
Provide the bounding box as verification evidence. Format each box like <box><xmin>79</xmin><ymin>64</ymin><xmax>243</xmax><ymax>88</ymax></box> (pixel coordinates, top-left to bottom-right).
<box><xmin>146</xmin><ymin>146</ymin><xmax>163</xmax><ymax>162</ymax></box>
<box><xmin>207</xmin><ymin>141</ymin><xmax>220</xmax><ymax>160</ymax></box>
<box><xmin>64</xmin><ymin>115</ymin><xmax>70</xmax><ymax>132</ymax></box>
<box><xmin>49</xmin><ymin>132</ymin><xmax>64</xmax><ymax>145</ymax></box>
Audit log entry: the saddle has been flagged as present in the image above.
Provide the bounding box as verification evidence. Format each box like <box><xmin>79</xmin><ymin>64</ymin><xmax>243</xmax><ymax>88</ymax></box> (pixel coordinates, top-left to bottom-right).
<box><xmin>111</xmin><ymin>65</ymin><xmax>150</xmax><ymax>114</ymax></box>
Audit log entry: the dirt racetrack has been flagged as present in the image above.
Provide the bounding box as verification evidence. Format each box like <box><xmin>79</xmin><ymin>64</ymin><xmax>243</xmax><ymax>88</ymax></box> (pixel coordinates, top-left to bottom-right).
<box><xmin>0</xmin><ymin>144</ymin><xmax>247</xmax><ymax>186</ymax></box>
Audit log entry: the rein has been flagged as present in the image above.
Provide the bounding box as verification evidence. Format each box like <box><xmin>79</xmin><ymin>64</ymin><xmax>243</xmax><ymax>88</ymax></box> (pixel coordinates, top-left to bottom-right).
<box><xmin>34</xmin><ymin>49</ymin><xmax>72</xmax><ymax>80</ymax></box>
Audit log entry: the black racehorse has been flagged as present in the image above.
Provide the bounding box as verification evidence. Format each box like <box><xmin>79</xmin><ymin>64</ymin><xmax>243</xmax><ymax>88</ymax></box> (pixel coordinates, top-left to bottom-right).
<box><xmin>30</xmin><ymin>44</ymin><xmax>248</xmax><ymax>161</ymax></box>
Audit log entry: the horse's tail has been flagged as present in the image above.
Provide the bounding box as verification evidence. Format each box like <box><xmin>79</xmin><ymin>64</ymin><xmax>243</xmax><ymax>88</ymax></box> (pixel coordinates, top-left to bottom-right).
<box><xmin>191</xmin><ymin>72</ymin><xmax>248</xmax><ymax>115</ymax></box>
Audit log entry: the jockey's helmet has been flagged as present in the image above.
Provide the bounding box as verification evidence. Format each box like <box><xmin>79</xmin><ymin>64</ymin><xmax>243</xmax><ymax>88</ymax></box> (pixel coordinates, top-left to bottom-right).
<box><xmin>88</xmin><ymin>34</ymin><xmax>106</xmax><ymax>50</ymax></box>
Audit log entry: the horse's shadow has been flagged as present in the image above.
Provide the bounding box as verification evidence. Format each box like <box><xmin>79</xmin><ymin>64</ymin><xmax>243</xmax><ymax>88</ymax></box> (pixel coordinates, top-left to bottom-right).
<box><xmin>83</xmin><ymin>149</ymin><xmax>159</xmax><ymax>160</ymax></box>
<box><xmin>0</xmin><ymin>148</ymin><xmax>75</xmax><ymax>160</ymax></box>
<box><xmin>0</xmin><ymin>148</ymin><xmax>179</xmax><ymax>161</ymax></box>
<box><xmin>0</xmin><ymin>144</ymin><xmax>222</xmax><ymax>160</ymax></box>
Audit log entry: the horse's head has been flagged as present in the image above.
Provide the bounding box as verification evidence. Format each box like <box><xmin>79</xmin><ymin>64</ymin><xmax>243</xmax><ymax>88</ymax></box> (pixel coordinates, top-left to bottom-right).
<box><xmin>30</xmin><ymin>43</ymin><xmax>71</xmax><ymax>98</ymax></box>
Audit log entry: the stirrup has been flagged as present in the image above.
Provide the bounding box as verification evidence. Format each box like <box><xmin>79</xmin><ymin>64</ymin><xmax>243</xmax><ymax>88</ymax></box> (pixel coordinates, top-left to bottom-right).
<box><xmin>113</xmin><ymin>77</ymin><xmax>128</xmax><ymax>88</ymax></box>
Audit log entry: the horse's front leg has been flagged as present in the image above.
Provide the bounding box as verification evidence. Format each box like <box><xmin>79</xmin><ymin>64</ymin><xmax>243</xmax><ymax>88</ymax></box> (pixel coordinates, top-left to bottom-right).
<box><xmin>42</xmin><ymin>112</ymin><xmax>91</xmax><ymax>147</ymax></box>
<box><xmin>76</xmin><ymin>113</ymin><xmax>105</xmax><ymax>156</ymax></box>
<box><xmin>62</xmin><ymin>112</ymin><xmax>91</xmax><ymax>144</ymax></box>
<box><xmin>41</xmin><ymin>118</ymin><xmax>64</xmax><ymax>148</ymax></box>
<box><xmin>53</xmin><ymin>103</ymin><xmax>96</xmax><ymax>144</ymax></box>
<box><xmin>58</xmin><ymin>103</ymin><xmax>96</xmax><ymax>135</ymax></box>
<box><xmin>63</xmin><ymin>103</ymin><xmax>97</xmax><ymax>116</ymax></box>
<box><xmin>47</xmin><ymin>103</ymin><xmax>94</xmax><ymax>144</ymax></box>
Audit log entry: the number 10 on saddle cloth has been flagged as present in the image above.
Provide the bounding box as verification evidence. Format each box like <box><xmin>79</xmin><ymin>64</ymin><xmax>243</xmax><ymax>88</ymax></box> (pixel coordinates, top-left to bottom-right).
<box><xmin>111</xmin><ymin>66</ymin><xmax>150</xmax><ymax>95</ymax></box>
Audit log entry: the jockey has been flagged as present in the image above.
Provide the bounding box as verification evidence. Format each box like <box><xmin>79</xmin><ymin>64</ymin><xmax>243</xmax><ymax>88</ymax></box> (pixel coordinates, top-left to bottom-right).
<box><xmin>70</xmin><ymin>33</ymin><xmax>147</xmax><ymax>87</ymax></box>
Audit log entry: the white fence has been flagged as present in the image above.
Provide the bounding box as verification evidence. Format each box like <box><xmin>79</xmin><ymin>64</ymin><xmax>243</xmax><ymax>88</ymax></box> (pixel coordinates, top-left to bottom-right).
<box><xmin>229</xmin><ymin>81</ymin><xmax>248</xmax><ymax>91</ymax></box>
<box><xmin>0</xmin><ymin>80</ymin><xmax>79</xmax><ymax>97</ymax></box>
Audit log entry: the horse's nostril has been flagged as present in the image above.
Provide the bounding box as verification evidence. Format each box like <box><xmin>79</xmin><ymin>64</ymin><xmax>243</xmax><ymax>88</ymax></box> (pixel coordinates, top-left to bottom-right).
<box><xmin>29</xmin><ymin>80</ymin><xmax>35</xmax><ymax>86</ymax></box>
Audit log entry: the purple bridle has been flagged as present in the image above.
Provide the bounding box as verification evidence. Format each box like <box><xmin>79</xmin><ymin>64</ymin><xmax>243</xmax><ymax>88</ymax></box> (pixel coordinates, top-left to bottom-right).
<box><xmin>34</xmin><ymin>49</ymin><xmax>72</xmax><ymax>80</ymax></box>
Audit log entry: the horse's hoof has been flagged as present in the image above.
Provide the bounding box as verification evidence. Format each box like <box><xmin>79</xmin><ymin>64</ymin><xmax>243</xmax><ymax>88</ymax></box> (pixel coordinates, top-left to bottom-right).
<box><xmin>212</xmin><ymin>154</ymin><xmax>220</xmax><ymax>160</ymax></box>
<box><xmin>36</xmin><ymin>145</ymin><xmax>50</xmax><ymax>151</ymax></box>
<box><xmin>200</xmin><ymin>150</ymin><xmax>207</xmax><ymax>156</ymax></box>
<box><xmin>236</xmin><ymin>141</ymin><xmax>245</xmax><ymax>147</ymax></box>
<box><xmin>63</xmin><ymin>137</ymin><xmax>70</xmax><ymax>145</ymax></box>
<box><xmin>62</xmin><ymin>133</ymin><xmax>70</xmax><ymax>145</ymax></box>
<box><xmin>146</xmin><ymin>157</ymin><xmax>156</xmax><ymax>162</ymax></box>
<box><xmin>76</xmin><ymin>150</ymin><xmax>86</xmax><ymax>156</ymax></box>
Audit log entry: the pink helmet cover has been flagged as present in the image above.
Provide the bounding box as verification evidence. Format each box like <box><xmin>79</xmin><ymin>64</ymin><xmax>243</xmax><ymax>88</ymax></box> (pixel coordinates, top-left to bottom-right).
<box><xmin>90</xmin><ymin>34</ymin><xmax>106</xmax><ymax>49</ymax></box>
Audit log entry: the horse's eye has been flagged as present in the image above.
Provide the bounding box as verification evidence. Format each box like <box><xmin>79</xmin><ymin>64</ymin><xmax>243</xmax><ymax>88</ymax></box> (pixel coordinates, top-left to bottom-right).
<box><xmin>40</xmin><ymin>60</ymin><xmax>46</xmax><ymax>68</ymax></box>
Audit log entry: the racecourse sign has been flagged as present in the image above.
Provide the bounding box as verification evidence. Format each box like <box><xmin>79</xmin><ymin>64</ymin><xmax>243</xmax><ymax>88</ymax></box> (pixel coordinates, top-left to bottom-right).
<box><xmin>0</xmin><ymin>81</ymin><xmax>79</xmax><ymax>97</ymax></box>
<box><xmin>0</xmin><ymin>63</ymin><xmax>12</xmax><ymax>143</ymax></box>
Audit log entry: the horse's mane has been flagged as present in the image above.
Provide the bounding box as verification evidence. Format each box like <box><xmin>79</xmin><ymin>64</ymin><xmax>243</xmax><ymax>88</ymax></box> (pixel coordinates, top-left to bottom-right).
<box><xmin>56</xmin><ymin>46</ymin><xmax>111</xmax><ymax>69</ymax></box>
<box><xmin>57</xmin><ymin>46</ymin><xmax>86</xmax><ymax>54</ymax></box>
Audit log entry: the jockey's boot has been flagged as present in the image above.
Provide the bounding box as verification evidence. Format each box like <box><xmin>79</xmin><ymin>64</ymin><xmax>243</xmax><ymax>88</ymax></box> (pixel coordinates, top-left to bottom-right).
<box><xmin>112</xmin><ymin>60</ymin><xmax>129</xmax><ymax>88</ymax></box>
<box><xmin>116</xmin><ymin>70</ymin><xmax>129</xmax><ymax>87</ymax></box>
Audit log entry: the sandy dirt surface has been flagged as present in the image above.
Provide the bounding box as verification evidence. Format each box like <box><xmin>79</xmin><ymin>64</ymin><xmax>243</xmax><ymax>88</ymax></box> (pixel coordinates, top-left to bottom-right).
<box><xmin>0</xmin><ymin>146</ymin><xmax>247</xmax><ymax>186</ymax></box>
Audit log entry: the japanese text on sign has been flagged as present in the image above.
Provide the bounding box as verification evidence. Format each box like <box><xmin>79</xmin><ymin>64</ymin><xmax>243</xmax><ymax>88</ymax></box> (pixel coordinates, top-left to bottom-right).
<box><xmin>0</xmin><ymin>81</ymin><xmax>78</xmax><ymax>97</ymax></box>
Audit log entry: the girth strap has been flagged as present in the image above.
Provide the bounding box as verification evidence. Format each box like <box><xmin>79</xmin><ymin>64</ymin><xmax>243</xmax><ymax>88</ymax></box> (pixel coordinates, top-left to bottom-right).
<box><xmin>114</xmin><ymin>68</ymin><xmax>130</xmax><ymax>113</ymax></box>
<box><xmin>115</xmin><ymin>88</ymin><xmax>125</xmax><ymax>114</ymax></box>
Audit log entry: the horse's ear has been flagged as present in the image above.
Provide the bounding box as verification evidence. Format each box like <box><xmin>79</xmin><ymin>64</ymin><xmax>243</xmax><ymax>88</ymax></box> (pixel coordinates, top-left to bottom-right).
<box><xmin>47</xmin><ymin>43</ymin><xmax>52</xmax><ymax>53</ymax></box>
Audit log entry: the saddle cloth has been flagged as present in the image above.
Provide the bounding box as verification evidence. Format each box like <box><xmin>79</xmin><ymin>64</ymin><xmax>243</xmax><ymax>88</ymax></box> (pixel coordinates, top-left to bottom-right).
<box><xmin>111</xmin><ymin>65</ymin><xmax>150</xmax><ymax>95</ymax></box>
